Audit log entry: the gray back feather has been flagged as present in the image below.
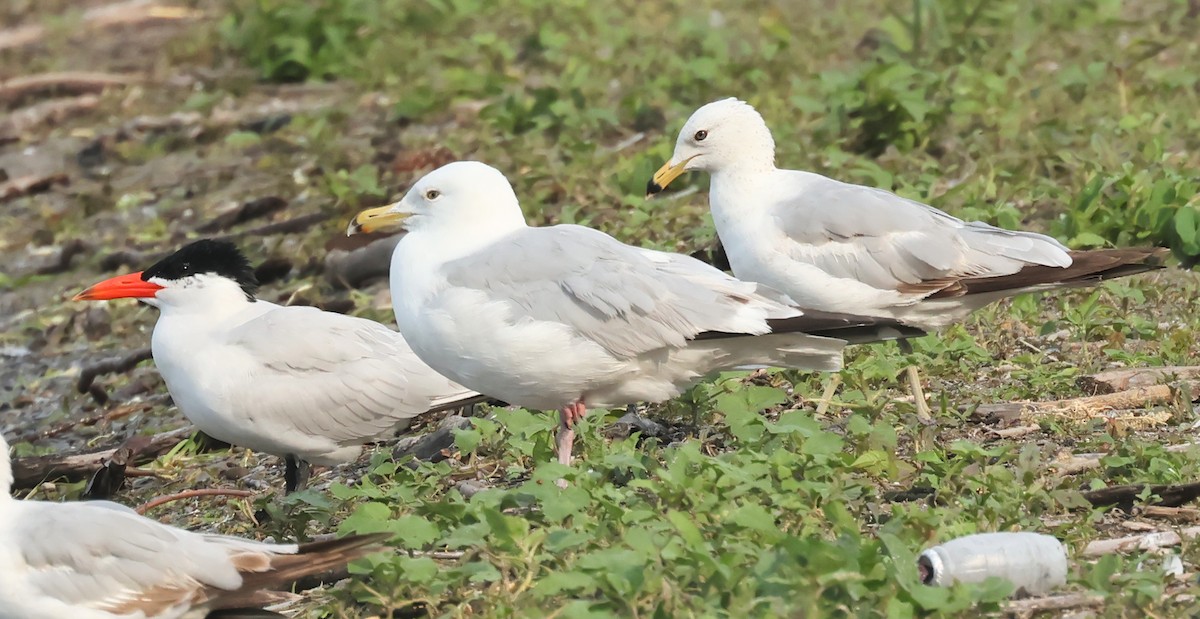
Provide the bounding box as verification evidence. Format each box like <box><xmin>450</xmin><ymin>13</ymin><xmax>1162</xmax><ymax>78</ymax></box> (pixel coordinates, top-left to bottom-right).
<box><xmin>441</xmin><ymin>225</ymin><xmax>779</xmax><ymax>359</ymax></box>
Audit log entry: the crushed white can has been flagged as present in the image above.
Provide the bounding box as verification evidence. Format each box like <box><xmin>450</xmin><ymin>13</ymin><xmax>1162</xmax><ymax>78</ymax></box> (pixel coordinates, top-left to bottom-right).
<box><xmin>918</xmin><ymin>532</ymin><xmax>1068</xmax><ymax>595</ymax></box>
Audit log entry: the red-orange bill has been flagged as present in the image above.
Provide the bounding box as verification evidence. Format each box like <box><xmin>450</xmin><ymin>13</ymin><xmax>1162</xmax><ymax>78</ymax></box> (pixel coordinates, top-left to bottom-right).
<box><xmin>73</xmin><ymin>272</ymin><xmax>164</xmax><ymax>301</ymax></box>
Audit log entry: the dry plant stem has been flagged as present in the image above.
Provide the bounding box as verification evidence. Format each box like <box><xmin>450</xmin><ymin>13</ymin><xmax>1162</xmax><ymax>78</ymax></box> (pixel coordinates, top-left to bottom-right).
<box><xmin>9</xmin><ymin>427</ymin><xmax>191</xmax><ymax>490</ymax></box>
<box><xmin>1003</xmin><ymin>592</ymin><xmax>1106</xmax><ymax>614</ymax></box>
<box><xmin>1078</xmin><ymin>366</ymin><xmax>1200</xmax><ymax>394</ymax></box>
<box><xmin>1143</xmin><ymin>506</ymin><xmax>1200</xmax><ymax>523</ymax></box>
<box><xmin>0</xmin><ymin>173</ymin><xmax>69</xmax><ymax>202</ymax></box>
<box><xmin>814</xmin><ymin>373</ymin><xmax>840</xmax><ymax>416</ymax></box>
<box><xmin>0</xmin><ymin>72</ymin><xmax>138</xmax><ymax>103</ymax></box>
<box><xmin>77</xmin><ymin>347</ymin><xmax>154</xmax><ymax>403</ymax></box>
<box><xmin>0</xmin><ymin>0</ymin><xmax>201</xmax><ymax>52</ymax></box>
<box><xmin>1082</xmin><ymin>526</ymin><xmax>1200</xmax><ymax>557</ymax></box>
<box><xmin>136</xmin><ymin>488</ymin><xmax>256</xmax><ymax>515</ymax></box>
<box><xmin>1</xmin><ymin>95</ymin><xmax>101</xmax><ymax>139</ymax></box>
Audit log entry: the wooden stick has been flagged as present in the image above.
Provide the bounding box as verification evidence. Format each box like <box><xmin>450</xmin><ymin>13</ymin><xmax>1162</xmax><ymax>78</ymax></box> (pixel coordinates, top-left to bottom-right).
<box><xmin>1003</xmin><ymin>592</ymin><xmax>1105</xmax><ymax>614</ymax></box>
<box><xmin>974</xmin><ymin>382</ymin><xmax>1198</xmax><ymax>424</ymax></box>
<box><xmin>1082</xmin><ymin>526</ymin><xmax>1200</xmax><ymax>557</ymax></box>
<box><xmin>10</xmin><ymin>427</ymin><xmax>191</xmax><ymax>490</ymax></box>
<box><xmin>1142</xmin><ymin>506</ymin><xmax>1200</xmax><ymax>523</ymax></box>
<box><xmin>0</xmin><ymin>0</ymin><xmax>202</xmax><ymax>52</ymax></box>
<box><xmin>1082</xmin><ymin>481</ymin><xmax>1200</xmax><ymax>510</ymax></box>
<box><xmin>1</xmin><ymin>94</ymin><xmax>101</xmax><ymax>139</ymax></box>
<box><xmin>0</xmin><ymin>173</ymin><xmax>69</xmax><ymax>202</ymax></box>
<box><xmin>136</xmin><ymin>488</ymin><xmax>255</xmax><ymax>515</ymax></box>
<box><xmin>1078</xmin><ymin>366</ymin><xmax>1200</xmax><ymax>394</ymax></box>
<box><xmin>0</xmin><ymin>71</ymin><xmax>138</xmax><ymax>103</ymax></box>
<box><xmin>76</xmin><ymin>347</ymin><xmax>154</xmax><ymax>403</ymax></box>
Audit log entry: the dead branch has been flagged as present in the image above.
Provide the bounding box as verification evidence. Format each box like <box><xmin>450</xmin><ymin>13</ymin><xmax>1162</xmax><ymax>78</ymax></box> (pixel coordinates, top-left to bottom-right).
<box><xmin>1082</xmin><ymin>481</ymin><xmax>1200</xmax><ymax>512</ymax></box>
<box><xmin>1002</xmin><ymin>592</ymin><xmax>1105</xmax><ymax>614</ymax></box>
<box><xmin>1082</xmin><ymin>526</ymin><xmax>1200</xmax><ymax>557</ymax></box>
<box><xmin>973</xmin><ymin>382</ymin><xmax>1198</xmax><ymax>425</ymax></box>
<box><xmin>10</xmin><ymin>427</ymin><xmax>191</xmax><ymax>490</ymax></box>
<box><xmin>0</xmin><ymin>0</ymin><xmax>202</xmax><ymax>52</ymax></box>
<box><xmin>1078</xmin><ymin>366</ymin><xmax>1200</xmax><ymax>394</ymax></box>
<box><xmin>0</xmin><ymin>72</ymin><xmax>138</xmax><ymax>104</ymax></box>
<box><xmin>0</xmin><ymin>94</ymin><xmax>101</xmax><ymax>140</ymax></box>
<box><xmin>121</xmin><ymin>98</ymin><xmax>333</xmax><ymax>138</ymax></box>
<box><xmin>0</xmin><ymin>173</ymin><xmax>69</xmax><ymax>202</ymax></box>
<box><xmin>990</xmin><ymin>424</ymin><xmax>1040</xmax><ymax>439</ymax></box>
<box><xmin>31</xmin><ymin>398</ymin><xmax>158</xmax><ymax>441</ymax></box>
<box><xmin>1051</xmin><ymin>452</ymin><xmax>1102</xmax><ymax>475</ymax></box>
<box><xmin>76</xmin><ymin>347</ymin><xmax>154</xmax><ymax>404</ymax></box>
<box><xmin>136</xmin><ymin>488</ymin><xmax>255</xmax><ymax>515</ymax></box>
<box><xmin>1142</xmin><ymin>506</ymin><xmax>1200</xmax><ymax>523</ymax></box>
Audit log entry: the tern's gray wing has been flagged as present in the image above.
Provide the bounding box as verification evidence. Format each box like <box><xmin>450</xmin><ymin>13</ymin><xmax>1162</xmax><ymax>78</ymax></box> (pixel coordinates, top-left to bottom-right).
<box><xmin>774</xmin><ymin>173</ymin><xmax>1071</xmax><ymax>293</ymax></box>
<box><xmin>226</xmin><ymin>307</ymin><xmax>479</xmax><ymax>444</ymax></box>
<box><xmin>12</xmin><ymin>500</ymin><xmax>254</xmax><ymax>616</ymax></box>
<box><xmin>439</xmin><ymin>225</ymin><xmax>796</xmax><ymax>360</ymax></box>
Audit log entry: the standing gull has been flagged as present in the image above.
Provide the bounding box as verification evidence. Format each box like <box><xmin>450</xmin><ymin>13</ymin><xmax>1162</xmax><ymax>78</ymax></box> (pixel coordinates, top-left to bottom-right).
<box><xmin>0</xmin><ymin>431</ymin><xmax>386</xmax><ymax>618</ymax></box>
<box><xmin>347</xmin><ymin>161</ymin><xmax>925</xmax><ymax>465</ymax></box>
<box><xmin>647</xmin><ymin>98</ymin><xmax>1168</xmax><ymax>419</ymax></box>
<box><xmin>75</xmin><ymin>240</ymin><xmax>483</xmax><ymax>492</ymax></box>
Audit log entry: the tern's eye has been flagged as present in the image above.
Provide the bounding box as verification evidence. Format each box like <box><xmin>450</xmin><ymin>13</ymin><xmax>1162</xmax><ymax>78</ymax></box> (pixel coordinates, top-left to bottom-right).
<box><xmin>424</xmin><ymin>189</ymin><xmax>441</xmax><ymax>201</ymax></box>
<box><xmin>694</xmin><ymin>130</ymin><xmax>708</xmax><ymax>142</ymax></box>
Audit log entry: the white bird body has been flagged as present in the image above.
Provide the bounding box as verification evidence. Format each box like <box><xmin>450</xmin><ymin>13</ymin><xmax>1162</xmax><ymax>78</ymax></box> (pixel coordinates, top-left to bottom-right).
<box><xmin>652</xmin><ymin>98</ymin><xmax>1119</xmax><ymax>331</ymax></box>
<box><xmin>389</xmin><ymin>218</ymin><xmax>844</xmax><ymax>411</ymax></box>
<box><xmin>76</xmin><ymin>241</ymin><xmax>481</xmax><ymax>487</ymax></box>
<box><xmin>0</xmin><ymin>434</ymin><xmax>384</xmax><ymax>618</ymax></box>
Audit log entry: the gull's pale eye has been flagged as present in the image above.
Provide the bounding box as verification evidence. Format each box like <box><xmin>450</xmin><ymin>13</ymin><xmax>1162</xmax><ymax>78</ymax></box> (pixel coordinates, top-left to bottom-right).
<box><xmin>694</xmin><ymin>130</ymin><xmax>708</xmax><ymax>142</ymax></box>
<box><xmin>424</xmin><ymin>189</ymin><xmax>441</xmax><ymax>201</ymax></box>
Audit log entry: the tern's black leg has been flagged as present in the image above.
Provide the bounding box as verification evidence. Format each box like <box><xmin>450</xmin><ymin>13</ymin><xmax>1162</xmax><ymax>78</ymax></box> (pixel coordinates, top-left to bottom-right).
<box><xmin>284</xmin><ymin>455</ymin><xmax>312</xmax><ymax>494</ymax></box>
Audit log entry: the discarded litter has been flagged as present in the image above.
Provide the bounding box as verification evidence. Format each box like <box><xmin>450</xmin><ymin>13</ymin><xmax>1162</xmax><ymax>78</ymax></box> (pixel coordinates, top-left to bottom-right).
<box><xmin>918</xmin><ymin>532</ymin><xmax>1068</xmax><ymax>595</ymax></box>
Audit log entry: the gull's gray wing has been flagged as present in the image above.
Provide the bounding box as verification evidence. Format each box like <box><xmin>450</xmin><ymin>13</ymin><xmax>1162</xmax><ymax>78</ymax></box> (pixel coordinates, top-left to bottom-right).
<box><xmin>439</xmin><ymin>224</ymin><xmax>796</xmax><ymax>359</ymax></box>
<box><xmin>225</xmin><ymin>307</ymin><xmax>479</xmax><ymax>444</ymax></box>
<box><xmin>773</xmin><ymin>172</ymin><xmax>1071</xmax><ymax>293</ymax></box>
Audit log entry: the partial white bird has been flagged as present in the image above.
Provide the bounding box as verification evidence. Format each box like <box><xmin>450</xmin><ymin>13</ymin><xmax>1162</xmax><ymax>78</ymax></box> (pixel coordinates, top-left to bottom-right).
<box><xmin>74</xmin><ymin>240</ymin><xmax>484</xmax><ymax>492</ymax></box>
<box><xmin>346</xmin><ymin>161</ymin><xmax>924</xmax><ymax>465</ymax></box>
<box><xmin>0</xmin><ymin>431</ymin><xmax>386</xmax><ymax>619</ymax></box>
<box><xmin>647</xmin><ymin>97</ymin><xmax>1167</xmax><ymax>419</ymax></box>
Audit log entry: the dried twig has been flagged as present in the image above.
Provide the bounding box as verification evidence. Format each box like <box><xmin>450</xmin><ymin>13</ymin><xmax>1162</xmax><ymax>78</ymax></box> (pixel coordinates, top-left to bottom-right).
<box><xmin>11</xmin><ymin>427</ymin><xmax>191</xmax><ymax>490</ymax></box>
<box><xmin>77</xmin><ymin>347</ymin><xmax>154</xmax><ymax>404</ymax></box>
<box><xmin>0</xmin><ymin>0</ymin><xmax>202</xmax><ymax>52</ymax></box>
<box><xmin>1082</xmin><ymin>526</ymin><xmax>1200</xmax><ymax>557</ymax></box>
<box><xmin>1142</xmin><ymin>506</ymin><xmax>1200</xmax><ymax>523</ymax></box>
<box><xmin>973</xmin><ymin>383</ymin><xmax>1197</xmax><ymax>425</ymax></box>
<box><xmin>1078</xmin><ymin>366</ymin><xmax>1200</xmax><ymax>394</ymax></box>
<box><xmin>1082</xmin><ymin>481</ymin><xmax>1200</xmax><ymax>512</ymax></box>
<box><xmin>0</xmin><ymin>173</ymin><xmax>69</xmax><ymax>202</ymax></box>
<box><xmin>0</xmin><ymin>72</ymin><xmax>138</xmax><ymax>103</ymax></box>
<box><xmin>1003</xmin><ymin>592</ymin><xmax>1106</xmax><ymax>614</ymax></box>
<box><xmin>136</xmin><ymin>488</ymin><xmax>255</xmax><ymax>515</ymax></box>
<box><xmin>1</xmin><ymin>94</ymin><xmax>102</xmax><ymax>139</ymax></box>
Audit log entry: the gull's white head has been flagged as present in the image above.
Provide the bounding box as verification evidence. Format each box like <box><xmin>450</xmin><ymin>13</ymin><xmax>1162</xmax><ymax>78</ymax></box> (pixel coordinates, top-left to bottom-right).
<box><xmin>74</xmin><ymin>239</ymin><xmax>259</xmax><ymax>312</ymax></box>
<box><xmin>647</xmin><ymin>98</ymin><xmax>776</xmax><ymax>196</ymax></box>
<box><xmin>347</xmin><ymin>161</ymin><xmax>526</xmax><ymax>239</ymax></box>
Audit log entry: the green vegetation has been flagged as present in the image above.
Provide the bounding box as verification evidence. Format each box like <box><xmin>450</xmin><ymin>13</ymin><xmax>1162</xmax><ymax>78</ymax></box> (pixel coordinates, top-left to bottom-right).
<box><xmin>3</xmin><ymin>0</ymin><xmax>1200</xmax><ymax>616</ymax></box>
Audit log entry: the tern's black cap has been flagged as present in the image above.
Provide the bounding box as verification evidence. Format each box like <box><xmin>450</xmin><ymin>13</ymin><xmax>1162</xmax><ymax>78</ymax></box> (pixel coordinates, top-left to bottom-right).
<box><xmin>142</xmin><ymin>239</ymin><xmax>259</xmax><ymax>300</ymax></box>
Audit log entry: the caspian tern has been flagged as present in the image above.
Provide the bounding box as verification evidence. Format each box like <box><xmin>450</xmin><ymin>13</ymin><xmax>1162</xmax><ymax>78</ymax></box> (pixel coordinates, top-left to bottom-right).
<box><xmin>346</xmin><ymin>161</ymin><xmax>926</xmax><ymax>466</ymax></box>
<box><xmin>74</xmin><ymin>240</ymin><xmax>483</xmax><ymax>492</ymax></box>
<box><xmin>647</xmin><ymin>98</ymin><xmax>1168</xmax><ymax>420</ymax></box>
<box><xmin>0</xmin><ymin>431</ymin><xmax>386</xmax><ymax>619</ymax></box>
